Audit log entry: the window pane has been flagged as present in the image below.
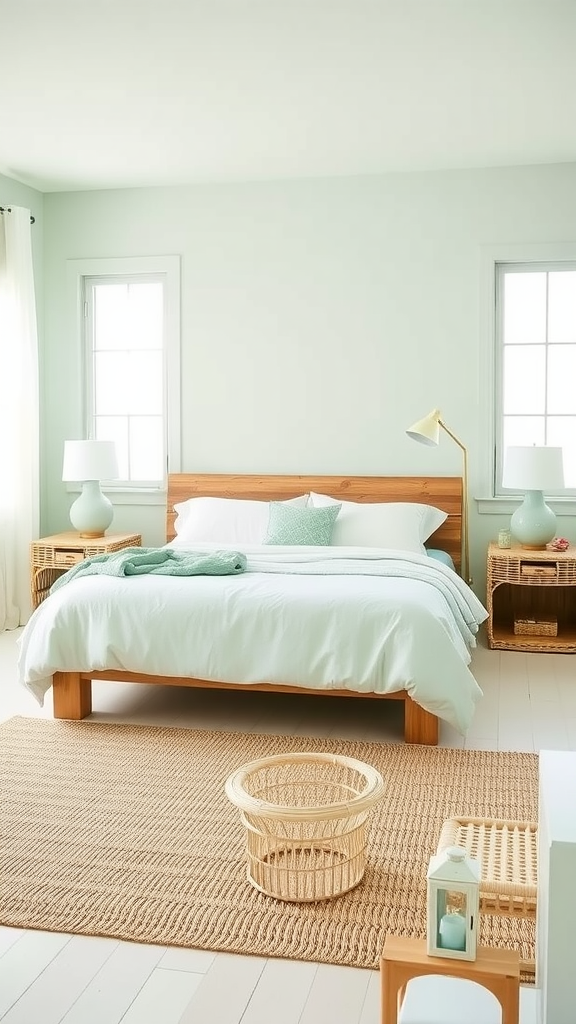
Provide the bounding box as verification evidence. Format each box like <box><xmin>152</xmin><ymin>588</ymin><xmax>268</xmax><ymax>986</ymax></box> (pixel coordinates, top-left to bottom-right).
<box><xmin>94</xmin><ymin>282</ymin><xmax>163</xmax><ymax>353</ymax></box>
<box><xmin>94</xmin><ymin>351</ymin><xmax>163</xmax><ymax>416</ymax></box>
<box><xmin>547</xmin><ymin>417</ymin><xmax>576</xmax><ymax>487</ymax></box>
<box><xmin>548</xmin><ymin>271</ymin><xmax>576</xmax><ymax>345</ymax></box>
<box><xmin>129</xmin><ymin>417</ymin><xmax>164</xmax><ymax>480</ymax></box>
<box><xmin>127</xmin><ymin>283</ymin><xmax>163</xmax><ymax>351</ymax></box>
<box><xmin>504</xmin><ymin>272</ymin><xmax>546</xmax><ymax>345</ymax></box>
<box><xmin>548</xmin><ymin>344</ymin><xmax>576</xmax><ymax>414</ymax></box>
<box><xmin>503</xmin><ymin>346</ymin><xmax>545</xmax><ymax>414</ymax></box>
<box><xmin>128</xmin><ymin>351</ymin><xmax>163</xmax><ymax>414</ymax></box>
<box><xmin>94</xmin><ymin>285</ymin><xmax>129</xmax><ymax>351</ymax></box>
<box><xmin>95</xmin><ymin>416</ymin><xmax>129</xmax><ymax>479</ymax></box>
<box><xmin>503</xmin><ymin>417</ymin><xmax>545</xmax><ymax>449</ymax></box>
<box><xmin>94</xmin><ymin>352</ymin><xmax>129</xmax><ymax>414</ymax></box>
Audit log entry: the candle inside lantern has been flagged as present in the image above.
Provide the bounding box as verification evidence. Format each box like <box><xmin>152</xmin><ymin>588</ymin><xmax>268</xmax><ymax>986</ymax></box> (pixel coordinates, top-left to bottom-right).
<box><xmin>439</xmin><ymin>911</ymin><xmax>466</xmax><ymax>951</ymax></box>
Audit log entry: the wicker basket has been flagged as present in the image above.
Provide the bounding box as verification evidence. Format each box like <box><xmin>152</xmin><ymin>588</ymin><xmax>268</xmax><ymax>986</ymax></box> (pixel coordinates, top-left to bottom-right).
<box><xmin>225</xmin><ymin>752</ymin><xmax>384</xmax><ymax>902</ymax></box>
<box><xmin>514</xmin><ymin>618</ymin><xmax>558</xmax><ymax>637</ymax></box>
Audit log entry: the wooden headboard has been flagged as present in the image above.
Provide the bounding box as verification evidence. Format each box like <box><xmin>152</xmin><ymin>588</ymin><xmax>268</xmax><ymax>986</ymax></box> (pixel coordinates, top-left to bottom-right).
<box><xmin>166</xmin><ymin>474</ymin><xmax>463</xmax><ymax>573</ymax></box>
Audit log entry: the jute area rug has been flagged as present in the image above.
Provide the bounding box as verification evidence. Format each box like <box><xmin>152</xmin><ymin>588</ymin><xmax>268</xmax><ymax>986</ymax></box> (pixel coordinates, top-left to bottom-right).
<box><xmin>0</xmin><ymin>716</ymin><xmax>538</xmax><ymax>971</ymax></box>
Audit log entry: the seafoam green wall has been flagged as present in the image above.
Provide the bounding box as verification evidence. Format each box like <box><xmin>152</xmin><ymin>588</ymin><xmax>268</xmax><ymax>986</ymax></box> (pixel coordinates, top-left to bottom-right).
<box><xmin>41</xmin><ymin>163</ymin><xmax>576</xmax><ymax>592</ymax></box>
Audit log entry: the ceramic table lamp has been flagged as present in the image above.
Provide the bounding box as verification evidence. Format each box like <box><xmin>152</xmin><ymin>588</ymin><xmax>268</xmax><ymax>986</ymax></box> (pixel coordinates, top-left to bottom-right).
<box><xmin>62</xmin><ymin>439</ymin><xmax>119</xmax><ymax>538</ymax></box>
<box><xmin>502</xmin><ymin>446</ymin><xmax>565</xmax><ymax>549</ymax></box>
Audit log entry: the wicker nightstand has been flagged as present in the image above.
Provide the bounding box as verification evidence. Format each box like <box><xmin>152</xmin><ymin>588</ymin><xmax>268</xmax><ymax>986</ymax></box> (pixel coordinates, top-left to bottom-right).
<box><xmin>486</xmin><ymin>541</ymin><xmax>576</xmax><ymax>653</ymax></box>
<box><xmin>30</xmin><ymin>531</ymin><xmax>142</xmax><ymax>609</ymax></box>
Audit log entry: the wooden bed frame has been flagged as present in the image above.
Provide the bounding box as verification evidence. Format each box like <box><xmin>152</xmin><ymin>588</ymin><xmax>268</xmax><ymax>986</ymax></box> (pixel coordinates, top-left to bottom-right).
<box><xmin>52</xmin><ymin>473</ymin><xmax>463</xmax><ymax>746</ymax></box>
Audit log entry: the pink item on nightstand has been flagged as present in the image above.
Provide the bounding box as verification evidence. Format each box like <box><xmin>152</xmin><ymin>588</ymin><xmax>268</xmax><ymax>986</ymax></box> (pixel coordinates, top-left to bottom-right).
<box><xmin>548</xmin><ymin>537</ymin><xmax>570</xmax><ymax>551</ymax></box>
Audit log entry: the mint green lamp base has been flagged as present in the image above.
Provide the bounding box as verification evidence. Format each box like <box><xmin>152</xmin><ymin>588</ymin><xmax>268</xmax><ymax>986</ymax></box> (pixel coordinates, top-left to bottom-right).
<box><xmin>510</xmin><ymin>489</ymin><xmax>557</xmax><ymax>549</ymax></box>
<box><xmin>69</xmin><ymin>479</ymin><xmax>114</xmax><ymax>538</ymax></box>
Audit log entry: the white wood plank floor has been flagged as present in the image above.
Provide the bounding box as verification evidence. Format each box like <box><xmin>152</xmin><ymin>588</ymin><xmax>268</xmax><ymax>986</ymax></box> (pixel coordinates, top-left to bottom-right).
<box><xmin>1</xmin><ymin>627</ymin><xmax>572</xmax><ymax>1024</ymax></box>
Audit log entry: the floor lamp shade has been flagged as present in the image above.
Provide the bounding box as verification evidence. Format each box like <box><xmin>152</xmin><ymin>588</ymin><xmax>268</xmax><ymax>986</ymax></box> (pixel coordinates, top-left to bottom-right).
<box><xmin>406</xmin><ymin>409</ymin><xmax>471</xmax><ymax>585</ymax></box>
<box><xmin>62</xmin><ymin>440</ymin><xmax>119</xmax><ymax>538</ymax></box>
<box><xmin>502</xmin><ymin>446</ymin><xmax>565</xmax><ymax>549</ymax></box>
<box><xmin>406</xmin><ymin>409</ymin><xmax>442</xmax><ymax>448</ymax></box>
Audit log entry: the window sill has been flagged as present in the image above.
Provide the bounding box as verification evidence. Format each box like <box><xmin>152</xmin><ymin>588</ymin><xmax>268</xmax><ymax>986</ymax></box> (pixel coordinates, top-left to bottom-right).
<box><xmin>107</xmin><ymin>488</ymin><xmax>166</xmax><ymax>506</ymax></box>
<box><xmin>65</xmin><ymin>484</ymin><xmax>166</xmax><ymax>506</ymax></box>
<box><xmin>475</xmin><ymin>497</ymin><xmax>576</xmax><ymax>516</ymax></box>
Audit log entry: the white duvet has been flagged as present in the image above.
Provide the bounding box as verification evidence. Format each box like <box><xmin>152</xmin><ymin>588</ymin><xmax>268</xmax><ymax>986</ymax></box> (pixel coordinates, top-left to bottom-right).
<box><xmin>18</xmin><ymin>545</ymin><xmax>488</xmax><ymax>734</ymax></box>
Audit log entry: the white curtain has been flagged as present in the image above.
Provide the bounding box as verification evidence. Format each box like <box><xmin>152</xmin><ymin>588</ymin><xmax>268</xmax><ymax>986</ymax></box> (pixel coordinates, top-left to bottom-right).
<box><xmin>0</xmin><ymin>206</ymin><xmax>39</xmax><ymax>629</ymax></box>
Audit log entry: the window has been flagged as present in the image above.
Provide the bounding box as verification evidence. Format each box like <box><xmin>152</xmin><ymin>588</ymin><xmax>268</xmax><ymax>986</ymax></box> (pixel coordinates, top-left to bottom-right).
<box><xmin>85</xmin><ymin>276</ymin><xmax>164</xmax><ymax>484</ymax></box>
<box><xmin>68</xmin><ymin>256</ymin><xmax>180</xmax><ymax>496</ymax></box>
<box><xmin>495</xmin><ymin>262</ymin><xmax>576</xmax><ymax>497</ymax></box>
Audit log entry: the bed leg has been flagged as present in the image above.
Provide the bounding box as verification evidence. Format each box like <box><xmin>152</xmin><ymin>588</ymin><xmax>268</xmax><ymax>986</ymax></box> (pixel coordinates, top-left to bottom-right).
<box><xmin>52</xmin><ymin>672</ymin><xmax>92</xmax><ymax>720</ymax></box>
<box><xmin>404</xmin><ymin>696</ymin><xmax>438</xmax><ymax>745</ymax></box>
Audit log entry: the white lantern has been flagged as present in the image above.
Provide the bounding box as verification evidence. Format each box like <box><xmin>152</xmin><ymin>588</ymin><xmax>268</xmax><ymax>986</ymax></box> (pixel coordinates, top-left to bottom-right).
<box><xmin>427</xmin><ymin>845</ymin><xmax>480</xmax><ymax>961</ymax></box>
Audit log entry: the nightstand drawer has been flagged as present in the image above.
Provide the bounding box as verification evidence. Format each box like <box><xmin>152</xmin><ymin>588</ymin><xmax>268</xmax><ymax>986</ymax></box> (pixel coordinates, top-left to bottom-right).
<box><xmin>53</xmin><ymin>549</ymin><xmax>86</xmax><ymax>567</ymax></box>
<box><xmin>520</xmin><ymin>563</ymin><xmax>558</xmax><ymax>580</ymax></box>
<box><xmin>32</xmin><ymin>544</ymin><xmax>85</xmax><ymax>568</ymax></box>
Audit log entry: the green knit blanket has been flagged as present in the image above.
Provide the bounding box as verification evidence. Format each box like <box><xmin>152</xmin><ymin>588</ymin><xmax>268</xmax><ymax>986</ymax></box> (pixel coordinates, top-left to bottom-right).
<box><xmin>50</xmin><ymin>547</ymin><xmax>247</xmax><ymax>593</ymax></box>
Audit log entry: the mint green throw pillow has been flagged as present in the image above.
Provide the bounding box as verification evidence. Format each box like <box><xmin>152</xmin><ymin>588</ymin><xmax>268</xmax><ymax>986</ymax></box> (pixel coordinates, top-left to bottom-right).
<box><xmin>264</xmin><ymin>502</ymin><xmax>341</xmax><ymax>546</ymax></box>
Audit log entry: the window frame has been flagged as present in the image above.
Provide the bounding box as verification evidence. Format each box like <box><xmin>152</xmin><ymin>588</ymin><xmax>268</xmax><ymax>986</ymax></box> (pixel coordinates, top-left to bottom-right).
<box><xmin>66</xmin><ymin>255</ymin><xmax>181</xmax><ymax>504</ymax></box>
<box><xmin>479</xmin><ymin>241</ymin><xmax>576</xmax><ymax>513</ymax></box>
<box><xmin>495</xmin><ymin>259</ymin><xmax>576</xmax><ymax>500</ymax></box>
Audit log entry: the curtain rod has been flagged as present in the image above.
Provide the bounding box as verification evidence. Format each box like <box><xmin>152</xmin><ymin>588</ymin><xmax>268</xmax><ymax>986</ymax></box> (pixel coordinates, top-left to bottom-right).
<box><xmin>0</xmin><ymin>206</ymin><xmax>35</xmax><ymax>224</ymax></box>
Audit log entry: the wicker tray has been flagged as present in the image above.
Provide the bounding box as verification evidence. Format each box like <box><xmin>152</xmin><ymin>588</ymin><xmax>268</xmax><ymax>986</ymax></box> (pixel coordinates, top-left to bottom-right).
<box><xmin>225</xmin><ymin>752</ymin><xmax>384</xmax><ymax>902</ymax></box>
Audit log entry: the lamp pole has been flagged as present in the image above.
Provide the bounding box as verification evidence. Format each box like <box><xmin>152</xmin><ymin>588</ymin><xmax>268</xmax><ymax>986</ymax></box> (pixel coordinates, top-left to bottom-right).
<box><xmin>438</xmin><ymin>418</ymin><xmax>471</xmax><ymax>586</ymax></box>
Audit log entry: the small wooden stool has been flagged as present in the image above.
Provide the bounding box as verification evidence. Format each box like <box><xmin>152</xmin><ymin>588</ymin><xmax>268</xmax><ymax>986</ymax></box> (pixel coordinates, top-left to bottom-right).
<box><xmin>380</xmin><ymin>935</ymin><xmax>520</xmax><ymax>1024</ymax></box>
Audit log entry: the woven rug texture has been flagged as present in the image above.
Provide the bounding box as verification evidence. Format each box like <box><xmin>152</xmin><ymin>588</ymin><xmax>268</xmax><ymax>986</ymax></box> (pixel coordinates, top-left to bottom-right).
<box><xmin>0</xmin><ymin>716</ymin><xmax>538</xmax><ymax>971</ymax></box>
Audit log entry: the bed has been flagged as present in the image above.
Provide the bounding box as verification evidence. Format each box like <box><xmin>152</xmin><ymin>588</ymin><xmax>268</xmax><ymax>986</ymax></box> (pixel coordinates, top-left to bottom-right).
<box><xmin>18</xmin><ymin>473</ymin><xmax>488</xmax><ymax>745</ymax></box>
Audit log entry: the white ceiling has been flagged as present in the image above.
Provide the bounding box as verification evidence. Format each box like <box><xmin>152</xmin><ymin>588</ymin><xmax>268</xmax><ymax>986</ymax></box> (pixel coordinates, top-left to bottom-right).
<box><xmin>2</xmin><ymin>0</ymin><xmax>576</xmax><ymax>193</ymax></box>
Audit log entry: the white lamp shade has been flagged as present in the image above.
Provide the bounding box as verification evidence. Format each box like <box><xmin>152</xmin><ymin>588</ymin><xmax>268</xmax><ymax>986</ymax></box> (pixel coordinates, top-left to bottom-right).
<box><xmin>406</xmin><ymin>409</ymin><xmax>441</xmax><ymax>447</ymax></box>
<box><xmin>502</xmin><ymin>446</ymin><xmax>565</xmax><ymax>492</ymax></box>
<box><xmin>62</xmin><ymin>440</ymin><xmax>119</xmax><ymax>482</ymax></box>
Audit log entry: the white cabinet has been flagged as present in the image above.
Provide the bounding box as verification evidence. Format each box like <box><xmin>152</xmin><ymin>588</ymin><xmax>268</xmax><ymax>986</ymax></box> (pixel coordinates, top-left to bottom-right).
<box><xmin>537</xmin><ymin>751</ymin><xmax>576</xmax><ymax>1024</ymax></box>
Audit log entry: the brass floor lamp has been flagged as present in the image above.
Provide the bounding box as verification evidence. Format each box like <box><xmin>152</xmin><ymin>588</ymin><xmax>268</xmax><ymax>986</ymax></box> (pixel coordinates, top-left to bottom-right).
<box><xmin>406</xmin><ymin>408</ymin><xmax>472</xmax><ymax>585</ymax></box>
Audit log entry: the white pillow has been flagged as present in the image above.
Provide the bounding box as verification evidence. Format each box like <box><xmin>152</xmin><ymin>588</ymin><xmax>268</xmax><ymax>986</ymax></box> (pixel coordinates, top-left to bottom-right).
<box><xmin>308</xmin><ymin>493</ymin><xmax>448</xmax><ymax>552</ymax></box>
<box><xmin>173</xmin><ymin>495</ymin><xmax>308</xmax><ymax>545</ymax></box>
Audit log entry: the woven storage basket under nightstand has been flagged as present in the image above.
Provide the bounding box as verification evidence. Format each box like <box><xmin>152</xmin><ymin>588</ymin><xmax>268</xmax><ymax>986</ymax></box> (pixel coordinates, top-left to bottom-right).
<box><xmin>514</xmin><ymin>618</ymin><xmax>558</xmax><ymax>637</ymax></box>
<box><xmin>225</xmin><ymin>752</ymin><xmax>384</xmax><ymax>902</ymax></box>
